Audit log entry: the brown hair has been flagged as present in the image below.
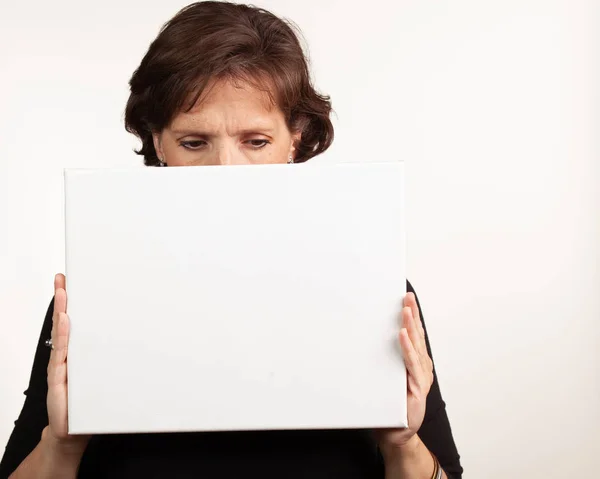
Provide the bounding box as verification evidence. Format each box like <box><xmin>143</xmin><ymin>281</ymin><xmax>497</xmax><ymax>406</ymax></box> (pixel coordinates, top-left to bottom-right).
<box><xmin>124</xmin><ymin>1</ymin><xmax>334</xmax><ymax>166</ymax></box>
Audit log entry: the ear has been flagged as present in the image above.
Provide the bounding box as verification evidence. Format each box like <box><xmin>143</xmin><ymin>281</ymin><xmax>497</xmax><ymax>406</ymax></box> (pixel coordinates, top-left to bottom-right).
<box><xmin>152</xmin><ymin>131</ymin><xmax>164</xmax><ymax>162</ymax></box>
<box><xmin>290</xmin><ymin>130</ymin><xmax>302</xmax><ymax>160</ymax></box>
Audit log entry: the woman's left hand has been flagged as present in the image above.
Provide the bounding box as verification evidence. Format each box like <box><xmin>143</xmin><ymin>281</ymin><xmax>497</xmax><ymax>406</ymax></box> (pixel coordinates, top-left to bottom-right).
<box><xmin>374</xmin><ymin>292</ymin><xmax>434</xmax><ymax>457</ymax></box>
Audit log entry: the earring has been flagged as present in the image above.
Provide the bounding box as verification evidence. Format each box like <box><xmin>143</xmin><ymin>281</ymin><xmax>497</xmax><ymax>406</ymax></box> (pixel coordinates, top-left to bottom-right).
<box><xmin>158</xmin><ymin>157</ymin><xmax>166</xmax><ymax>167</ymax></box>
<box><xmin>288</xmin><ymin>154</ymin><xmax>294</xmax><ymax>164</ymax></box>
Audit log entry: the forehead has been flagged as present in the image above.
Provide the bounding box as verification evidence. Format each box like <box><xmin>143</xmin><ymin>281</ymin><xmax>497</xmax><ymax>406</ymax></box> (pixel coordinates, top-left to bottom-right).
<box><xmin>170</xmin><ymin>78</ymin><xmax>283</xmax><ymax>130</ymax></box>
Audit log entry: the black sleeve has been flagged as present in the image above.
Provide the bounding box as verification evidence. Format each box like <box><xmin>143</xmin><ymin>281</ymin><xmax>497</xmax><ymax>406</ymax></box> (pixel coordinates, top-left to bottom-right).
<box><xmin>408</xmin><ymin>280</ymin><xmax>463</xmax><ymax>479</ymax></box>
<box><xmin>0</xmin><ymin>299</ymin><xmax>53</xmax><ymax>479</ymax></box>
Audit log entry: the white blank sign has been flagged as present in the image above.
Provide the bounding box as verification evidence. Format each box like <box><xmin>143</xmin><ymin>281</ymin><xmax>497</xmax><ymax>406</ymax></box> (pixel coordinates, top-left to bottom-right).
<box><xmin>65</xmin><ymin>162</ymin><xmax>407</xmax><ymax>434</ymax></box>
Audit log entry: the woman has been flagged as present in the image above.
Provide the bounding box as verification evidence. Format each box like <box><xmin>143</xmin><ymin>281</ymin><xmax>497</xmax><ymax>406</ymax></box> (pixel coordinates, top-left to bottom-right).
<box><xmin>0</xmin><ymin>2</ymin><xmax>462</xmax><ymax>478</ymax></box>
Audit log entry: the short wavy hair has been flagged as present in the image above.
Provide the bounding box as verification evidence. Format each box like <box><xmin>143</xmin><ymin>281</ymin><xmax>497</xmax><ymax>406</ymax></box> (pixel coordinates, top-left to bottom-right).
<box><xmin>124</xmin><ymin>1</ymin><xmax>334</xmax><ymax>166</ymax></box>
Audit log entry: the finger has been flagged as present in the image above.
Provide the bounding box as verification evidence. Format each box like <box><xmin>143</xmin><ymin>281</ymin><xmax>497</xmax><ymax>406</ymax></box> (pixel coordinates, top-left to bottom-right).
<box><xmin>55</xmin><ymin>312</ymin><xmax>69</xmax><ymax>362</ymax></box>
<box><xmin>399</xmin><ymin>328</ymin><xmax>427</xmax><ymax>399</ymax></box>
<box><xmin>50</xmin><ymin>276</ymin><xmax>63</xmax><ymax>356</ymax></box>
<box><xmin>51</xmin><ymin>287</ymin><xmax>66</xmax><ymax>348</ymax></box>
<box><xmin>404</xmin><ymin>305</ymin><xmax>433</xmax><ymax>381</ymax></box>
<box><xmin>54</xmin><ymin>273</ymin><xmax>66</xmax><ymax>292</ymax></box>
<box><xmin>407</xmin><ymin>370</ymin><xmax>420</xmax><ymax>395</ymax></box>
<box><xmin>403</xmin><ymin>294</ymin><xmax>434</xmax><ymax>389</ymax></box>
<box><xmin>52</xmin><ymin>273</ymin><xmax>66</xmax><ymax>327</ymax></box>
<box><xmin>48</xmin><ymin>357</ymin><xmax>67</xmax><ymax>388</ymax></box>
<box><xmin>48</xmin><ymin>313</ymin><xmax>69</xmax><ymax>383</ymax></box>
<box><xmin>404</xmin><ymin>294</ymin><xmax>429</xmax><ymax>370</ymax></box>
<box><xmin>406</xmin><ymin>311</ymin><xmax>433</xmax><ymax>388</ymax></box>
<box><xmin>54</xmin><ymin>274</ymin><xmax>67</xmax><ymax>314</ymax></box>
<box><xmin>404</xmin><ymin>293</ymin><xmax>424</xmax><ymax>338</ymax></box>
<box><xmin>403</xmin><ymin>306</ymin><xmax>425</xmax><ymax>359</ymax></box>
<box><xmin>54</xmin><ymin>288</ymin><xmax>67</xmax><ymax>317</ymax></box>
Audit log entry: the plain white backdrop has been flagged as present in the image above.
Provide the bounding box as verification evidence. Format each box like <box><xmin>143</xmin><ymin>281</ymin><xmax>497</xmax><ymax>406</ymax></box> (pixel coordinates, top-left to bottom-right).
<box><xmin>0</xmin><ymin>0</ymin><xmax>598</xmax><ymax>477</ymax></box>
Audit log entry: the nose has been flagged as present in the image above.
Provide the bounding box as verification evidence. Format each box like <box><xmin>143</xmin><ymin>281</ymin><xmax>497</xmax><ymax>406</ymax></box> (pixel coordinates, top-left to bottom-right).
<box><xmin>214</xmin><ymin>143</ymin><xmax>250</xmax><ymax>165</ymax></box>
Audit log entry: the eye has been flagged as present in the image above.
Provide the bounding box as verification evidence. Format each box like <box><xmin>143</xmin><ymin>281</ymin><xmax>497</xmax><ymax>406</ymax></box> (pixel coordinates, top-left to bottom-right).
<box><xmin>245</xmin><ymin>139</ymin><xmax>270</xmax><ymax>149</ymax></box>
<box><xmin>180</xmin><ymin>140</ymin><xmax>207</xmax><ymax>150</ymax></box>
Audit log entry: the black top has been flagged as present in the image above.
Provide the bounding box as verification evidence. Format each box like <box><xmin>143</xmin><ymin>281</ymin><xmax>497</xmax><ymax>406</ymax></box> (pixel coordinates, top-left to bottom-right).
<box><xmin>0</xmin><ymin>281</ymin><xmax>462</xmax><ymax>479</ymax></box>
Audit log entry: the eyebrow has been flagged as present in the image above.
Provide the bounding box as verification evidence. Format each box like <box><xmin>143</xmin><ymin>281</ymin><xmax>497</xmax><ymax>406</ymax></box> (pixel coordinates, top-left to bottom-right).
<box><xmin>171</xmin><ymin>127</ymin><xmax>276</xmax><ymax>137</ymax></box>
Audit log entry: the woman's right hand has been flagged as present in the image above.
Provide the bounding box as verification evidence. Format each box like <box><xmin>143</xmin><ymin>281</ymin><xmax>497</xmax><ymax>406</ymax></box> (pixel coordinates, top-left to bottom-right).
<box><xmin>44</xmin><ymin>273</ymin><xmax>90</xmax><ymax>452</ymax></box>
<box><xmin>7</xmin><ymin>275</ymin><xmax>89</xmax><ymax>478</ymax></box>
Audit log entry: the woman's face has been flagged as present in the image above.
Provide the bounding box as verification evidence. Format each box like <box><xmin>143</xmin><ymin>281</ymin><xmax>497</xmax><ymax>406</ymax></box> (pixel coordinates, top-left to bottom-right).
<box><xmin>153</xmin><ymin>79</ymin><xmax>300</xmax><ymax>166</ymax></box>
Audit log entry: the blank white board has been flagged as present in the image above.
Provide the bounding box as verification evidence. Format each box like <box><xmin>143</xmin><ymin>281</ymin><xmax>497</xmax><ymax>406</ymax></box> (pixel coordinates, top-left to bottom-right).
<box><xmin>65</xmin><ymin>161</ymin><xmax>407</xmax><ymax>434</ymax></box>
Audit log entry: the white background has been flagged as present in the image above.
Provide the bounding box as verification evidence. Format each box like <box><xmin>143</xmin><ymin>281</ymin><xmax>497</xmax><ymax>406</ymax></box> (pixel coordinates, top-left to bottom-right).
<box><xmin>0</xmin><ymin>0</ymin><xmax>598</xmax><ymax>477</ymax></box>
